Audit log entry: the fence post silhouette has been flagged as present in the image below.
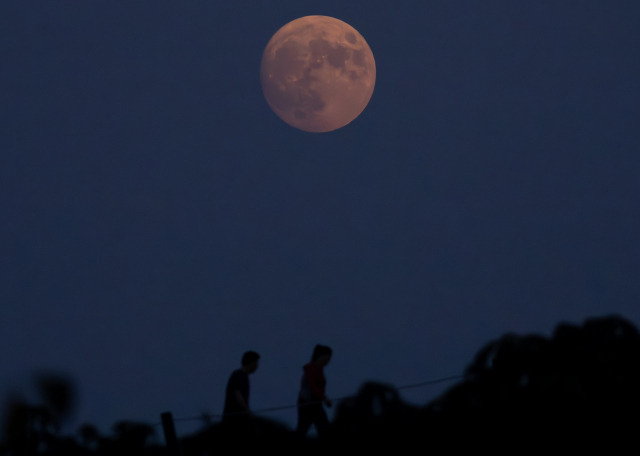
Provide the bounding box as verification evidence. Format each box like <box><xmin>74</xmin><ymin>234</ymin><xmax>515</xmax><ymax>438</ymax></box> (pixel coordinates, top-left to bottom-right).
<box><xmin>161</xmin><ymin>411</ymin><xmax>181</xmax><ymax>456</ymax></box>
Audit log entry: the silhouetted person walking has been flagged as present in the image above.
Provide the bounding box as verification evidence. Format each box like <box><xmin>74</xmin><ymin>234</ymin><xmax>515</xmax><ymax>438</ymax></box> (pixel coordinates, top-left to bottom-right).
<box><xmin>297</xmin><ymin>344</ymin><xmax>332</xmax><ymax>436</ymax></box>
<box><xmin>223</xmin><ymin>351</ymin><xmax>260</xmax><ymax>421</ymax></box>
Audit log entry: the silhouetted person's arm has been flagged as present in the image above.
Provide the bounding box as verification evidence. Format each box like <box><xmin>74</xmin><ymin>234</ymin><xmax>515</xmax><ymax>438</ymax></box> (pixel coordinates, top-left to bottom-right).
<box><xmin>233</xmin><ymin>390</ymin><xmax>250</xmax><ymax>413</ymax></box>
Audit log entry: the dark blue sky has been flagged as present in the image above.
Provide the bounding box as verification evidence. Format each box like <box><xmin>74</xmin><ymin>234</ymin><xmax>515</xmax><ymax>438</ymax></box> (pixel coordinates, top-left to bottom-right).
<box><xmin>1</xmin><ymin>1</ymin><xmax>639</xmax><ymax>435</ymax></box>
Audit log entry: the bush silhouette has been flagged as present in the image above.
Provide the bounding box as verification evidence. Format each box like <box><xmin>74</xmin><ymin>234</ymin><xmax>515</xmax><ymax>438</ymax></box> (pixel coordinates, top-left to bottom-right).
<box><xmin>3</xmin><ymin>314</ymin><xmax>639</xmax><ymax>453</ymax></box>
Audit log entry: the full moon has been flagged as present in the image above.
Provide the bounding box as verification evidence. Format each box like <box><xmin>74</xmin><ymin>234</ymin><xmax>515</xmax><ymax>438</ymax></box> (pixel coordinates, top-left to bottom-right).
<box><xmin>260</xmin><ymin>16</ymin><xmax>376</xmax><ymax>133</ymax></box>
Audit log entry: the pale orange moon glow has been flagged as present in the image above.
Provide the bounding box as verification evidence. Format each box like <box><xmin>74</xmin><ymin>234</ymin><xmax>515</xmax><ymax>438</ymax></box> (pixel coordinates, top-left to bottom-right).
<box><xmin>260</xmin><ymin>16</ymin><xmax>376</xmax><ymax>133</ymax></box>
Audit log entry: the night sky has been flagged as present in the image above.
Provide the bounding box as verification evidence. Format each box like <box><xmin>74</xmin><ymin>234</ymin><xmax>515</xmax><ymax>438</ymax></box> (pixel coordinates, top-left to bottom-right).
<box><xmin>1</xmin><ymin>1</ymin><xmax>639</xmax><ymax>436</ymax></box>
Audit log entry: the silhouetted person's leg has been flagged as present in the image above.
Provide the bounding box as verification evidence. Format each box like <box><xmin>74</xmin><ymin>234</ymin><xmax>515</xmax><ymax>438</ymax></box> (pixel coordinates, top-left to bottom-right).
<box><xmin>296</xmin><ymin>404</ymin><xmax>313</xmax><ymax>436</ymax></box>
<box><xmin>313</xmin><ymin>404</ymin><xmax>329</xmax><ymax>437</ymax></box>
<box><xmin>297</xmin><ymin>402</ymin><xmax>329</xmax><ymax>437</ymax></box>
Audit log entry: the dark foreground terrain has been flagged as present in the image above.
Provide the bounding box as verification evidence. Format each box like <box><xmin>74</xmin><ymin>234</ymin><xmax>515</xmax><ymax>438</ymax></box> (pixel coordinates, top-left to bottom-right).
<box><xmin>3</xmin><ymin>314</ymin><xmax>639</xmax><ymax>454</ymax></box>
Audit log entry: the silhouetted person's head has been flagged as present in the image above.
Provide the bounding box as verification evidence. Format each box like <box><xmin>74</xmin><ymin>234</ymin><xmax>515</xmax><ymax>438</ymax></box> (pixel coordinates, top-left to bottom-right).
<box><xmin>311</xmin><ymin>344</ymin><xmax>332</xmax><ymax>366</ymax></box>
<box><xmin>241</xmin><ymin>351</ymin><xmax>260</xmax><ymax>374</ymax></box>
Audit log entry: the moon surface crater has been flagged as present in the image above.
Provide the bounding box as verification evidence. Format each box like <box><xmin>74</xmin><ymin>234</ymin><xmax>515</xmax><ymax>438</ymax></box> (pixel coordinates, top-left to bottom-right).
<box><xmin>261</xmin><ymin>16</ymin><xmax>376</xmax><ymax>132</ymax></box>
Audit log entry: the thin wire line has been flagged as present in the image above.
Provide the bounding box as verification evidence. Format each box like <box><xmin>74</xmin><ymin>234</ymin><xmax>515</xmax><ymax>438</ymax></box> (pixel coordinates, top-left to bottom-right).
<box><xmin>396</xmin><ymin>374</ymin><xmax>465</xmax><ymax>390</ymax></box>
<box><xmin>161</xmin><ymin>373</ymin><xmax>463</xmax><ymax>425</ymax></box>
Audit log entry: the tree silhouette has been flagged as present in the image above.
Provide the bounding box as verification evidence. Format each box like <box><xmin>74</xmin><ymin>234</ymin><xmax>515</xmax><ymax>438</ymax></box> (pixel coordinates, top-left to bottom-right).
<box><xmin>3</xmin><ymin>314</ymin><xmax>639</xmax><ymax>453</ymax></box>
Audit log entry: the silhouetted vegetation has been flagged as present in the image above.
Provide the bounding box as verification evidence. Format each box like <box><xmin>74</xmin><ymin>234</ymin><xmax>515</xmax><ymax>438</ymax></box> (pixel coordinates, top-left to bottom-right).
<box><xmin>3</xmin><ymin>314</ymin><xmax>639</xmax><ymax>454</ymax></box>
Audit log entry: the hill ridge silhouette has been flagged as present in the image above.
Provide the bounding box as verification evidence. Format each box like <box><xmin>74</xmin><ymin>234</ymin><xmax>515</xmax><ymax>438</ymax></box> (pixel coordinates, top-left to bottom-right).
<box><xmin>3</xmin><ymin>314</ymin><xmax>639</xmax><ymax>453</ymax></box>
